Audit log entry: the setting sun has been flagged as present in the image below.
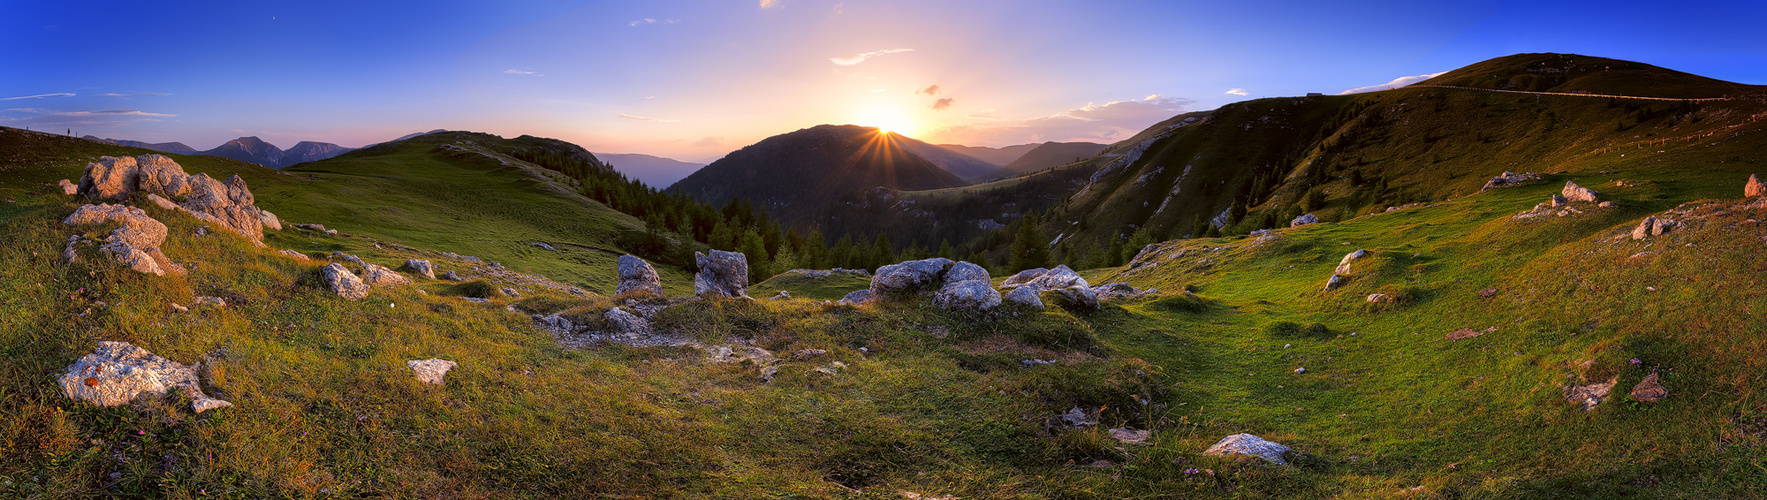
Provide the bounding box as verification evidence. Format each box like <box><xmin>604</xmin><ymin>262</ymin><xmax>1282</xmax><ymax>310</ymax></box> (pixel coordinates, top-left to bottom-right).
<box><xmin>859</xmin><ymin>108</ymin><xmax>920</xmax><ymax>138</ymax></box>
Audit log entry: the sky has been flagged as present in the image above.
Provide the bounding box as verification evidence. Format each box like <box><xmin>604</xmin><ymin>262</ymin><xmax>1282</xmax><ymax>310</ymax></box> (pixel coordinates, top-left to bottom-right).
<box><xmin>4</xmin><ymin>0</ymin><xmax>1765</xmax><ymax>165</ymax></box>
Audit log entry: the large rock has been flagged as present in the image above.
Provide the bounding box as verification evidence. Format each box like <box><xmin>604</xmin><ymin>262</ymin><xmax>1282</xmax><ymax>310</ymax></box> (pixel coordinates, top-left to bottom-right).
<box><xmin>944</xmin><ymin>261</ymin><xmax>989</xmax><ymax>284</ymax></box>
<box><xmin>1204</xmin><ymin>434</ymin><xmax>1291</xmax><ymax>465</ymax></box>
<box><xmin>361</xmin><ymin>263</ymin><xmax>412</xmax><ymax>287</ymax></box>
<box><xmin>57</xmin><ymin>341</ymin><xmax>230</xmax><ymax>413</ymax></box>
<box><xmin>1748</xmin><ymin>174</ymin><xmax>1766</xmax><ymax>198</ymax></box>
<box><xmin>407</xmin><ymin>359</ymin><xmax>457</xmax><ymax>386</ymax></box>
<box><xmin>322</xmin><ymin>263</ymin><xmax>370</xmax><ymax>300</ymax></box>
<box><xmin>1290</xmin><ymin>213</ymin><xmax>1320</xmax><ymax>227</ymax></box>
<box><xmin>256</xmin><ymin>209</ymin><xmax>282</xmax><ymax>231</ymax></box>
<box><xmin>869</xmin><ymin>258</ymin><xmax>954</xmax><ymax>300</ymax></box>
<box><xmin>63</xmin><ymin>203</ymin><xmax>181</xmax><ymax>276</ymax></box>
<box><xmin>77</xmin><ymin>156</ymin><xmax>140</xmax><ymax>200</ymax></box>
<box><xmin>693</xmin><ymin>250</ymin><xmax>749</xmax><ymax>297</ymax></box>
<box><xmin>135</xmin><ymin>154</ymin><xmax>190</xmax><ymax>197</ymax></box>
<box><xmin>932</xmin><ymin>279</ymin><xmax>1002</xmax><ymax>312</ymax></box>
<box><xmin>605</xmin><ymin>307</ymin><xmax>652</xmax><ymax>337</ymax></box>
<box><xmin>1042</xmin><ymin>285</ymin><xmax>1099</xmax><ymax>311</ymax></box>
<box><xmin>838</xmin><ymin>288</ymin><xmax>873</xmax><ymax>305</ymax></box>
<box><xmin>1335</xmin><ymin>249</ymin><xmax>1368</xmax><ymax>275</ymax></box>
<box><xmin>1003</xmin><ymin>286</ymin><xmax>1045</xmax><ymax>310</ymax></box>
<box><xmin>1631</xmin><ymin>216</ymin><xmax>1657</xmax><ymax>240</ymax></box>
<box><xmin>404</xmin><ymin>259</ymin><xmax>436</xmax><ymax>279</ymax></box>
<box><xmin>1002</xmin><ymin>265</ymin><xmax>1087</xmax><ymax>290</ymax></box>
<box><xmin>75</xmin><ymin>154</ymin><xmax>275</xmax><ymax>244</ymax></box>
<box><xmin>616</xmin><ymin>255</ymin><xmax>664</xmax><ymax>297</ymax></box>
<box><xmin>1562</xmin><ymin>181</ymin><xmax>1600</xmax><ymax>203</ymax></box>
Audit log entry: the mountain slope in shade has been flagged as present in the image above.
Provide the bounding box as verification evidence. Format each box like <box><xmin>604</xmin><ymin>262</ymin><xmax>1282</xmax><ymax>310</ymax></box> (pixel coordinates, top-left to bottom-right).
<box><xmin>999</xmin><ymin>141</ymin><xmax>1108</xmax><ymax>175</ymax></box>
<box><xmin>894</xmin><ymin>136</ymin><xmax>1008</xmax><ymax>182</ymax></box>
<box><xmin>667</xmin><ymin>124</ymin><xmax>966</xmax><ymax>225</ymax></box>
<box><xmin>1417</xmin><ymin>52</ymin><xmax>1755</xmax><ymax>99</ymax></box>
<box><xmin>595</xmin><ymin>152</ymin><xmax>706</xmax><ymax>188</ymax></box>
<box><xmin>81</xmin><ymin>135</ymin><xmax>198</xmax><ymax>155</ymax></box>
<box><xmin>281</xmin><ymin>141</ymin><xmax>355</xmax><ymax>167</ymax></box>
<box><xmin>935</xmin><ymin>143</ymin><xmax>1040</xmax><ymax>166</ymax></box>
<box><xmin>202</xmin><ymin>136</ymin><xmax>285</xmax><ymax>167</ymax></box>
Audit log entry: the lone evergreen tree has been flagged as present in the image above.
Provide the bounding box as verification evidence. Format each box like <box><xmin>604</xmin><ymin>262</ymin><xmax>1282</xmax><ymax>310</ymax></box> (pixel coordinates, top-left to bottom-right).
<box><xmin>1008</xmin><ymin>221</ymin><xmax>1051</xmax><ymax>272</ymax></box>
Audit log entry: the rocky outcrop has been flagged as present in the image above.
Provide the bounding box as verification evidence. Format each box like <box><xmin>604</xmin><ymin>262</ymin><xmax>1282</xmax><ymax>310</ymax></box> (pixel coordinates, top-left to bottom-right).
<box><xmin>693</xmin><ymin>250</ymin><xmax>749</xmax><ymax>297</ymax></box>
<box><xmin>63</xmin><ymin>203</ymin><xmax>183</xmax><ymax>276</ymax></box>
<box><xmin>1481</xmin><ymin>171</ymin><xmax>1540</xmax><ymax>191</ymax></box>
<box><xmin>278</xmin><ymin>249</ymin><xmax>309</xmax><ymax>260</ymax></box>
<box><xmin>1003</xmin><ymin>286</ymin><xmax>1044</xmax><ymax>310</ymax></box>
<box><xmin>1092</xmin><ymin>283</ymin><xmax>1156</xmax><ymax>301</ymax></box>
<box><xmin>1748</xmin><ymin>174</ymin><xmax>1766</xmax><ymax>198</ymax></box>
<box><xmin>361</xmin><ymin>263</ymin><xmax>412</xmax><ymax>287</ymax></box>
<box><xmin>605</xmin><ymin>307</ymin><xmax>652</xmax><ymax>337</ymax></box>
<box><xmin>932</xmin><ymin>279</ymin><xmax>1001</xmax><ymax>312</ymax></box>
<box><xmin>404</xmin><ymin>259</ymin><xmax>435</xmax><ymax>279</ymax></box>
<box><xmin>1290</xmin><ymin>213</ymin><xmax>1319</xmax><ymax>227</ymax></box>
<box><xmin>1204</xmin><ymin>434</ymin><xmax>1290</xmax><ymax>465</ymax></box>
<box><xmin>1002</xmin><ymin>265</ymin><xmax>1087</xmax><ymax>290</ymax></box>
<box><xmin>1042</xmin><ymin>285</ymin><xmax>1099</xmax><ymax>311</ymax></box>
<box><xmin>58</xmin><ymin>341</ymin><xmax>230</xmax><ymax>413</ymax></box>
<box><xmin>75</xmin><ymin>154</ymin><xmax>277</xmax><ymax>244</ymax></box>
<box><xmin>838</xmin><ymin>289</ymin><xmax>873</xmax><ymax>305</ymax></box>
<box><xmin>1334</xmin><ymin>249</ymin><xmax>1368</xmax><ymax>275</ymax></box>
<box><xmin>1323</xmin><ymin>274</ymin><xmax>1346</xmax><ymax>291</ymax></box>
<box><xmin>616</xmin><ymin>255</ymin><xmax>664</xmax><ymax>297</ymax></box>
<box><xmin>322</xmin><ymin>263</ymin><xmax>370</xmax><ymax>300</ymax></box>
<box><xmin>1630</xmin><ymin>372</ymin><xmax>1668</xmax><ymax>402</ymax></box>
<box><xmin>870</xmin><ymin>258</ymin><xmax>955</xmax><ymax>300</ymax></box>
<box><xmin>407</xmin><ymin>359</ymin><xmax>457</xmax><ymax>386</ymax></box>
<box><xmin>1562</xmin><ymin>181</ymin><xmax>1599</xmax><ymax>203</ymax></box>
<box><xmin>1629</xmin><ymin>216</ymin><xmax>1676</xmax><ymax>240</ymax></box>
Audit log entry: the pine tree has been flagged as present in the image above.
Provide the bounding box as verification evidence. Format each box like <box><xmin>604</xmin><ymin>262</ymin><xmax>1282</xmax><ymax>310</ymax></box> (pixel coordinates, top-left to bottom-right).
<box><xmin>1008</xmin><ymin>221</ymin><xmax>1051</xmax><ymax>272</ymax></box>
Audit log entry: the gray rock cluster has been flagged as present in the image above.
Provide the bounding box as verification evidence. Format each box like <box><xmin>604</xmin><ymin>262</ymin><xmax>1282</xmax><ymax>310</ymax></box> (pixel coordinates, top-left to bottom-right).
<box><xmin>63</xmin><ymin>203</ymin><xmax>184</xmax><ymax>276</ymax></box>
<box><xmin>694</xmin><ymin>250</ymin><xmax>749</xmax><ymax>297</ymax></box>
<box><xmin>1290</xmin><ymin>213</ymin><xmax>1319</xmax><ymax>227</ymax></box>
<box><xmin>75</xmin><ymin>154</ymin><xmax>279</xmax><ymax>244</ymax></box>
<box><xmin>1091</xmin><ymin>282</ymin><xmax>1157</xmax><ymax>301</ymax></box>
<box><xmin>929</xmin><ymin>261</ymin><xmax>1000</xmax><ymax>312</ymax></box>
<box><xmin>1480</xmin><ymin>171</ymin><xmax>1540</xmax><ymax>191</ymax></box>
<box><xmin>322</xmin><ymin>263</ymin><xmax>370</xmax><ymax>300</ymax></box>
<box><xmin>58</xmin><ymin>341</ymin><xmax>230</xmax><ymax>413</ymax></box>
<box><xmin>870</xmin><ymin>258</ymin><xmax>956</xmax><ymax>301</ymax></box>
<box><xmin>1204</xmin><ymin>433</ymin><xmax>1291</xmax><ymax>465</ymax></box>
<box><xmin>1562</xmin><ymin>181</ymin><xmax>1600</xmax><ymax>203</ymax></box>
<box><xmin>616</xmin><ymin>255</ymin><xmax>664</xmax><ymax>297</ymax></box>
<box><xmin>1334</xmin><ymin>249</ymin><xmax>1368</xmax><ymax>275</ymax></box>
<box><xmin>404</xmin><ymin>259</ymin><xmax>436</xmax><ymax>279</ymax></box>
<box><xmin>1630</xmin><ymin>216</ymin><xmax>1676</xmax><ymax>240</ymax></box>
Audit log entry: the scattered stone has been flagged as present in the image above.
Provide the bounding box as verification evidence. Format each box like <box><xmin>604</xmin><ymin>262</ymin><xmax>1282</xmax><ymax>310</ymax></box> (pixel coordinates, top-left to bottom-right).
<box><xmin>1652</xmin><ymin>217</ymin><xmax>1676</xmax><ymax>236</ymax></box>
<box><xmin>1109</xmin><ymin>427</ymin><xmax>1151</xmax><ymax>445</ymax></box>
<box><xmin>1631</xmin><ymin>216</ymin><xmax>1657</xmax><ymax>240</ymax></box>
<box><xmin>1056</xmin><ymin>407</ymin><xmax>1097</xmax><ymax>427</ymax></box>
<box><xmin>530</xmin><ymin>241</ymin><xmax>557</xmax><ymax>251</ymax></box>
<box><xmin>693</xmin><ymin>250</ymin><xmax>749</xmax><ymax>297</ymax></box>
<box><xmin>58</xmin><ymin>179</ymin><xmax>78</xmax><ymax>195</ymax></box>
<box><xmin>812</xmin><ymin>361</ymin><xmax>848</xmax><ymax>375</ymax></box>
<box><xmin>170</xmin><ymin>303</ymin><xmax>188</xmax><ymax>312</ymax></box>
<box><xmin>1366</xmin><ymin>293</ymin><xmax>1390</xmax><ymax>303</ymax></box>
<box><xmin>1598</xmin><ymin>201</ymin><xmax>1616</xmax><ymax>208</ymax></box>
<box><xmin>404</xmin><ymin>259</ymin><xmax>436</xmax><ymax>279</ymax></box>
<box><xmin>838</xmin><ymin>289</ymin><xmax>873</xmax><ymax>305</ymax></box>
<box><xmin>323</xmin><ymin>229</ymin><xmax>337</xmax><ymax>235</ymax></box>
<box><xmin>193</xmin><ymin>296</ymin><xmax>226</xmax><ymax>308</ymax></box>
<box><xmin>605</xmin><ymin>307</ymin><xmax>652</xmax><ymax>337</ymax></box>
<box><xmin>1563</xmin><ymin>376</ymin><xmax>1619</xmax><ymax>411</ymax></box>
<box><xmin>1562</xmin><ymin>181</ymin><xmax>1600</xmax><ymax>203</ymax></box>
<box><xmin>321</xmin><ymin>263</ymin><xmax>370</xmax><ymax>300</ymax></box>
<box><xmin>1630</xmin><ymin>372</ymin><xmax>1668</xmax><ymax>402</ymax></box>
<box><xmin>443</xmin><ymin>270</ymin><xmax>462</xmax><ymax>281</ymax></box>
<box><xmin>771</xmin><ymin>290</ymin><xmax>791</xmax><ymax>300</ymax></box>
<box><xmin>57</xmin><ymin>341</ymin><xmax>229</xmax><ymax>413</ymax></box>
<box><xmin>1477</xmin><ymin>288</ymin><xmax>1498</xmax><ymax>298</ymax></box>
<box><xmin>63</xmin><ymin>234</ymin><xmax>83</xmax><ymax>263</ymax></box>
<box><xmin>1204</xmin><ymin>434</ymin><xmax>1291</xmax><ymax>465</ymax></box>
<box><xmin>256</xmin><ymin>209</ymin><xmax>282</xmax><ymax>231</ymax></box>
<box><xmin>63</xmin><ymin>203</ymin><xmax>182</xmax><ymax>276</ymax></box>
<box><xmin>1003</xmin><ymin>286</ymin><xmax>1045</xmax><ymax>310</ymax></box>
<box><xmin>1092</xmin><ymin>282</ymin><xmax>1154</xmax><ymax>301</ymax></box>
<box><xmin>362</xmin><ymin>263</ymin><xmax>412</xmax><ymax>287</ymax></box>
<box><xmin>1446</xmin><ymin>328</ymin><xmax>1484</xmax><ymax>340</ymax></box>
<box><xmin>1294</xmin><ymin>367</ymin><xmax>1307</xmax><ymax>374</ymax></box>
<box><xmin>1481</xmin><ymin>171</ymin><xmax>1540</xmax><ymax>191</ymax></box>
<box><xmin>1548</xmin><ymin>194</ymin><xmax>1568</xmax><ymax>208</ymax></box>
<box><xmin>1747</xmin><ymin>174</ymin><xmax>1766</xmax><ymax>198</ymax></box>
<box><xmin>615</xmin><ymin>255</ymin><xmax>664</xmax><ymax>297</ymax></box>
<box><xmin>870</xmin><ymin>258</ymin><xmax>955</xmax><ymax>300</ymax></box>
<box><xmin>1021</xmin><ymin>359</ymin><xmax>1055</xmax><ymax>366</ymax></box>
<box><xmin>1290</xmin><ymin>213</ymin><xmax>1320</xmax><ymax>227</ymax></box>
<box><xmin>144</xmin><ymin>193</ymin><xmax>178</xmax><ymax>211</ymax></box>
<box><xmin>759</xmin><ymin>365</ymin><xmax>779</xmax><ymax>382</ymax></box>
<box><xmin>407</xmin><ymin>359</ymin><xmax>457</xmax><ymax>386</ymax></box>
<box><xmin>1335</xmin><ymin>249</ymin><xmax>1368</xmax><ymax>275</ymax></box>
<box><xmin>1323</xmin><ymin>274</ymin><xmax>1346</xmax><ymax>291</ymax></box>
<box><xmin>195</xmin><ymin>226</ymin><xmax>209</xmax><ymax>236</ymax></box>
<box><xmin>500</xmin><ymin>287</ymin><xmax>520</xmax><ymax>298</ymax></box>
<box><xmin>793</xmin><ymin>348</ymin><xmax>827</xmax><ymax>360</ymax></box>
<box><xmin>1002</xmin><ymin>265</ymin><xmax>1088</xmax><ymax>290</ymax></box>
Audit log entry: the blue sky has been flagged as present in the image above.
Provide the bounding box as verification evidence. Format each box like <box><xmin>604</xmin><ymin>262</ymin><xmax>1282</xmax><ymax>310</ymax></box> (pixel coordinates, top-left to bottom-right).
<box><xmin>4</xmin><ymin>0</ymin><xmax>1763</xmax><ymax>163</ymax></box>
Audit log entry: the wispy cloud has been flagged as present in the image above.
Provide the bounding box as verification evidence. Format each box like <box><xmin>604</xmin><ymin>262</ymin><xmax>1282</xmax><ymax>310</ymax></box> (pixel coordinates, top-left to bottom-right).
<box><xmin>692</xmin><ymin>136</ymin><xmax>724</xmax><ymax>147</ymax></box>
<box><xmin>7</xmin><ymin>108</ymin><xmax>175</xmax><ymax>118</ymax></box>
<box><xmin>830</xmin><ymin>48</ymin><xmax>912</xmax><ymax>66</ymax></box>
<box><xmin>1339</xmin><ymin>71</ymin><xmax>1446</xmax><ymax>95</ymax></box>
<box><xmin>929</xmin><ymin>94</ymin><xmax>1193</xmax><ymax>146</ymax></box>
<box><xmin>760</xmin><ymin>0</ymin><xmax>780</xmax><ymax>8</ymax></box>
<box><xmin>1</xmin><ymin>92</ymin><xmax>75</xmax><ymax>100</ymax></box>
<box><xmin>619</xmin><ymin>114</ymin><xmax>679</xmax><ymax>123</ymax></box>
<box><xmin>629</xmin><ymin>18</ymin><xmax>680</xmax><ymax>27</ymax></box>
<box><xmin>503</xmin><ymin>68</ymin><xmax>538</xmax><ymax>75</ymax></box>
<box><xmin>869</xmin><ymin>88</ymin><xmax>888</xmax><ymax>93</ymax></box>
<box><xmin>930</xmin><ymin>98</ymin><xmax>955</xmax><ymax>111</ymax></box>
<box><xmin>93</xmin><ymin>92</ymin><xmax>170</xmax><ymax>98</ymax></box>
<box><xmin>916</xmin><ymin>84</ymin><xmax>940</xmax><ymax>96</ymax></box>
<box><xmin>1225</xmin><ymin>88</ymin><xmax>1249</xmax><ymax>96</ymax></box>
